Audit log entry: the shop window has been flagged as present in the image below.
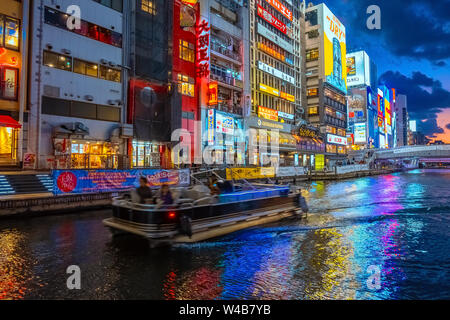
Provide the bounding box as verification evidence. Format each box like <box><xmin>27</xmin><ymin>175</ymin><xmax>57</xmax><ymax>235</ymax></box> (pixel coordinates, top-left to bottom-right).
<box><xmin>43</xmin><ymin>51</ymin><xmax>72</xmax><ymax>71</ymax></box>
<box><xmin>326</xmin><ymin>144</ymin><xmax>337</xmax><ymax>153</ymax></box>
<box><xmin>0</xmin><ymin>67</ymin><xmax>18</xmax><ymax>100</ymax></box>
<box><xmin>99</xmin><ymin>65</ymin><xmax>121</xmax><ymax>82</ymax></box>
<box><xmin>337</xmin><ymin>129</ymin><xmax>346</xmax><ymax>137</ymax></box>
<box><xmin>141</xmin><ymin>0</ymin><xmax>156</xmax><ymax>15</ymax></box>
<box><xmin>177</xmin><ymin>74</ymin><xmax>195</xmax><ymax>97</ymax></box>
<box><xmin>97</xmin><ymin>105</ymin><xmax>120</xmax><ymax>122</ymax></box>
<box><xmin>74</xmin><ymin>59</ymin><xmax>98</xmax><ymax>77</ymax></box>
<box><xmin>179</xmin><ymin>40</ymin><xmax>194</xmax><ymax>63</ymax></box>
<box><xmin>307</xmin><ymin>88</ymin><xmax>318</xmax><ymax>97</ymax></box>
<box><xmin>71</xmin><ymin>101</ymin><xmax>97</xmax><ymax>119</ymax></box>
<box><xmin>306</xmin><ymin>48</ymin><xmax>319</xmax><ymax>62</ymax></box>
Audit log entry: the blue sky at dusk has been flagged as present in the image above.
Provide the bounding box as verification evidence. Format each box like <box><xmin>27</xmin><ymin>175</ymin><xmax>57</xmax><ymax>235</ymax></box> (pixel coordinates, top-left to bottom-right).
<box><xmin>319</xmin><ymin>0</ymin><xmax>450</xmax><ymax>142</ymax></box>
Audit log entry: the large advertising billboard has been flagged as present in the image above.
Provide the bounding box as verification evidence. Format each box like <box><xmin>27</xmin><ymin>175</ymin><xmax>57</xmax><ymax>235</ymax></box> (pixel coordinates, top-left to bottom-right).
<box><xmin>348</xmin><ymin>87</ymin><xmax>367</xmax><ymax>124</ymax></box>
<box><xmin>354</xmin><ymin>123</ymin><xmax>367</xmax><ymax>144</ymax></box>
<box><xmin>322</xmin><ymin>4</ymin><xmax>347</xmax><ymax>94</ymax></box>
<box><xmin>346</xmin><ymin>51</ymin><xmax>371</xmax><ymax>87</ymax></box>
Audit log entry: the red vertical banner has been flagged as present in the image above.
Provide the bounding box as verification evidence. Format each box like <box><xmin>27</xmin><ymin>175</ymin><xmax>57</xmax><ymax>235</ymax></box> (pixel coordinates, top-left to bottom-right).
<box><xmin>195</xmin><ymin>19</ymin><xmax>210</xmax><ymax>79</ymax></box>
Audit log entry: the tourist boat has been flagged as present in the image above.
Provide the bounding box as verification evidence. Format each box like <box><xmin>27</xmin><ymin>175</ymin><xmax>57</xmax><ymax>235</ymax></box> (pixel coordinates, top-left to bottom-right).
<box><xmin>103</xmin><ymin>180</ymin><xmax>307</xmax><ymax>247</ymax></box>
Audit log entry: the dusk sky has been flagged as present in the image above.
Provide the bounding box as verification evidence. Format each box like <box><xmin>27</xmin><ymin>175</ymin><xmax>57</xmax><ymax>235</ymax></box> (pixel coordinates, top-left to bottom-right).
<box><xmin>321</xmin><ymin>0</ymin><xmax>450</xmax><ymax>142</ymax></box>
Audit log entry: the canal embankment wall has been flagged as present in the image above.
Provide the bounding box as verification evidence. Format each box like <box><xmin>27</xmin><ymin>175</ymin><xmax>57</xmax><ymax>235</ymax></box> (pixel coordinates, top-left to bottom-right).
<box><xmin>0</xmin><ymin>167</ymin><xmax>404</xmax><ymax>218</ymax></box>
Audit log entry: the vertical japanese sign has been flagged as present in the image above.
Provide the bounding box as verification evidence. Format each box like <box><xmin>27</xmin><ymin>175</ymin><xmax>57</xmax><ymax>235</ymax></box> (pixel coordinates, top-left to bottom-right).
<box><xmin>196</xmin><ymin>19</ymin><xmax>210</xmax><ymax>79</ymax></box>
<box><xmin>207</xmin><ymin>109</ymin><xmax>215</xmax><ymax>145</ymax></box>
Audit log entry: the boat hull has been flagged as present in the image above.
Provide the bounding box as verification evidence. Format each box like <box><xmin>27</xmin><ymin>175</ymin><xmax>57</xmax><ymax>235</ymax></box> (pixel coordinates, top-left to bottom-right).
<box><xmin>103</xmin><ymin>192</ymin><xmax>302</xmax><ymax>244</ymax></box>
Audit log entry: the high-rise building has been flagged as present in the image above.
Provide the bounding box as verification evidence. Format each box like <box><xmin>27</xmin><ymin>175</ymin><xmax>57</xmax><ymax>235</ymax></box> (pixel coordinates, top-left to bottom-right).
<box><xmin>394</xmin><ymin>94</ymin><xmax>408</xmax><ymax>147</ymax></box>
<box><xmin>28</xmin><ymin>0</ymin><xmax>126</xmax><ymax>169</ymax></box>
<box><xmin>127</xmin><ymin>0</ymin><xmax>181</xmax><ymax>169</ymax></box>
<box><xmin>248</xmin><ymin>0</ymin><xmax>307</xmax><ymax>167</ymax></box>
<box><xmin>0</xmin><ymin>0</ymin><xmax>28</xmax><ymax>168</ymax></box>
<box><xmin>196</xmin><ymin>0</ymin><xmax>250</xmax><ymax>165</ymax></box>
<box><xmin>345</xmin><ymin>50</ymin><xmax>378</xmax><ymax>150</ymax></box>
<box><xmin>305</xmin><ymin>2</ymin><xmax>348</xmax><ymax>166</ymax></box>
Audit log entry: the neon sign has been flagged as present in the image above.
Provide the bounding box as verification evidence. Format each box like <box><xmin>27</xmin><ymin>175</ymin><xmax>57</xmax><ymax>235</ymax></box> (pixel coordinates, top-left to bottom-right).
<box><xmin>196</xmin><ymin>19</ymin><xmax>210</xmax><ymax>79</ymax></box>
<box><xmin>265</xmin><ymin>0</ymin><xmax>292</xmax><ymax>21</ymax></box>
<box><xmin>0</xmin><ymin>48</ymin><xmax>19</xmax><ymax>67</ymax></box>
<box><xmin>257</xmin><ymin>5</ymin><xmax>287</xmax><ymax>35</ymax></box>
<box><xmin>207</xmin><ymin>82</ymin><xmax>218</xmax><ymax>106</ymax></box>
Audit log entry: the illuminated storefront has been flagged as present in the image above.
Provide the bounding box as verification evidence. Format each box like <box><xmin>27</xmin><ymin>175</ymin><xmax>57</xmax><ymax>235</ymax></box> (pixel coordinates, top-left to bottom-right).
<box><xmin>131</xmin><ymin>140</ymin><xmax>163</xmax><ymax>168</ymax></box>
<box><xmin>0</xmin><ymin>1</ymin><xmax>22</xmax><ymax>167</ymax></box>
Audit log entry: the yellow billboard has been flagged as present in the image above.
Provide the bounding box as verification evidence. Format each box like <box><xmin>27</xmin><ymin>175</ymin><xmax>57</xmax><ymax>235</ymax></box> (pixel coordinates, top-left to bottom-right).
<box><xmin>322</xmin><ymin>4</ymin><xmax>347</xmax><ymax>94</ymax></box>
<box><xmin>315</xmin><ymin>154</ymin><xmax>325</xmax><ymax>171</ymax></box>
<box><xmin>226</xmin><ymin>167</ymin><xmax>275</xmax><ymax>180</ymax></box>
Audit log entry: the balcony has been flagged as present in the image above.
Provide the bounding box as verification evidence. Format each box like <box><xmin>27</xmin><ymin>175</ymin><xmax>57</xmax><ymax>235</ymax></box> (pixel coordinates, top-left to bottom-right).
<box><xmin>216</xmin><ymin>102</ymin><xmax>243</xmax><ymax>117</ymax></box>
<box><xmin>210</xmin><ymin>41</ymin><xmax>241</xmax><ymax>64</ymax></box>
<box><xmin>210</xmin><ymin>72</ymin><xmax>243</xmax><ymax>90</ymax></box>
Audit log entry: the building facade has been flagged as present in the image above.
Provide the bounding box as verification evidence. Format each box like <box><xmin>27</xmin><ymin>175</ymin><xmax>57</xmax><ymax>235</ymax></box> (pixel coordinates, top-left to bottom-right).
<box><xmin>28</xmin><ymin>0</ymin><xmax>127</xmax><ymax>169</ymax></box>
<box><xmin>394</xmin><ymin>94</ymin><xmax>408</xmax><ymax>147</ymax></box>
<box><xmin>0</xmin><ymin>0</ymin><xmax>27</xmax><ymax>168</ymax></box>
<box><xmin>248</xmin><ymin>0</ymin><xmax>306</xmax><ymax>167</ymax></box>
<box><xmin>304</xmin><ymin>2</ymin><xmax>348</xmax><ymax>167</ymax></box>
<box><xmin>346</xmin><ymin>50</ymin><xmax>378</xmax><ymax>150</ymax></box>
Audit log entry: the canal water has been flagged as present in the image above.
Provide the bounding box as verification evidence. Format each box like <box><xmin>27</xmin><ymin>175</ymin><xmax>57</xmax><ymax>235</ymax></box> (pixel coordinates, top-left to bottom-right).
<box><xmin>0</xmin><ymin>169</ymin><xmax>449</xmax><ymax>300</ymax></box>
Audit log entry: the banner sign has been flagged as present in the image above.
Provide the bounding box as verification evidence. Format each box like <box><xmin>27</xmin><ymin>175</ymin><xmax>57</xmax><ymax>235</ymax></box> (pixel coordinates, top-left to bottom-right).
<box><xmin>276</xmin><ymin>166</ymin><xmax>306</xmax><ymax>177</ymax></box>
<box><xmin>265</xmin><ymin>0</ymin><xmax>292</xmax><ymax>21</ymax></box>
<box><xmin>257</xmin><ymin>22</ymin><xmax>293</xmax><ymax>52</ymax></box>
<box><xmin>226</xmin><ymin>167</ymin><xmax>275</xmax><ymax>180</ymax></box>
<box><xmin>53</xmin><ymin>169</ymin><xmax>191</xmax><ymax>195</ymax></box>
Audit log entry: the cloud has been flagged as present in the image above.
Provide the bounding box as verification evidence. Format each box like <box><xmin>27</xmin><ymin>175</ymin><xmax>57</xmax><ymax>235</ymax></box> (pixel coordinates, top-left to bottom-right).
<box><xmin>329</xmin><ymin>0</ymin><xmax>450</xmax><ymax>63</ymax></box>
<box><xmin>379</xmin><ymin>71</ymin><xmax>450</xmax><ymax>136</ymax></box>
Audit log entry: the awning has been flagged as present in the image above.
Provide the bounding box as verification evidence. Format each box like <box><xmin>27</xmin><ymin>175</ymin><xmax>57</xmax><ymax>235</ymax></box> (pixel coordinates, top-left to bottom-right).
<box><xmin>0</xmin><ymin>115</ymin><xmax>21</xmax><ymax>128</ymax></box>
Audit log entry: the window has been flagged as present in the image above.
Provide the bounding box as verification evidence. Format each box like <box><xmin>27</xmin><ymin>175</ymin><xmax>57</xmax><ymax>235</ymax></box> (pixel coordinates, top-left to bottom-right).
<box><xmin>97</xmin><ymin>105</ymin><xmax>120</xmax><ymax>122</ymax></box>
<box><xmin>305</xmin><ymin>10</ymin><xmax>318</xmax><ymax>26</ymax></box>
<box><xmin>74</xmin><ymin>59</ymin><xmax>98</xmax><ymax>77</ymax></box>
<box><xmin>42</xmin><ymin>96</ymin><xmax>121</xmax><ymax>122</ymax></box>
<box><xmin>0</xmin><ymin>15</ymin><xmax>20</xmax><ymax>50</ymax></box>
<box><xmin>306</xmin><ymin>48</ymin><xmax>319</xmax><ymax>62</ymax></box>
<box><xmin>44</xmin><ymin>7</ymin><xmax>122</xmax><ymax>48</ymax></box>
<box><xmin>100</xmin><ymin>65</ymin><xmax>121</xmax><ymax>82</ymax></box>
<box><xmin>308</xmin><ymin>106</ymin><xmax>318</xmax><ymax>115</ymax></box>
<box><xmin>177</xmin><ymin>74</ymin><xmax>195</xmax><ymax>97</ymax></box>
<box><xmin>307</xmin><ymin>30</ymin><xmax>319</xmax><ymax>39</ymax></box>
<box><xmin>93</xmin><ymin>0</ymin><xmax>123</xmax><ymax>12</ymax></box>
<box><xmin>307</xmin><ymin>88</ymin><xmax>318</xmax><ymax>97</ymax></box>
<box><xmin>326</xmin><ymin>126</ymin><xmax>337</xmax><ymax>134</ymax></box>
<box><xmin>179</xmin><ymin>40</ymin><xmax>194</xmax><ymax>63</ymax></box>
<box><xmin>141</xmin><ymin>0</ymin><xmax>156</xmax><ymax>15</ymax></box>
<box><xmin>42</xmin><ymin>96</ymin><xmax>71</xmax><ymax>116</ymax></box>
<box><xmin>71</xmin><ymin>101</ymin><xmax>97</xmax><ymax>119</ymax></box>
<box><xmin>1</xmin><ymin>67</ymin><xmax>19</xmax><ymax>100</ymax></box>
<box><xmin>43</xmin><ymin>51</ymin><xmax>72</xmax><ymax>71</ymax></box>
<box><xmin>337</xmin><ymin>129</ymin><xmax>346</xmax><ymax>137</ymax></box>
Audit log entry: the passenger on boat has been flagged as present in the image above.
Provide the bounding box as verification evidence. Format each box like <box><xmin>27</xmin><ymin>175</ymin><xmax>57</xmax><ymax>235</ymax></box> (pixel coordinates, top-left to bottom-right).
<box><xmin>208</xmin><ymin>177</ymin><xmax>221</xmax><ymax>195</ymax></box>
<box><xmin>157</xmin><ymin>184</ymin><xmax>174</xmax><ymax>206</ymax></box>
<box><xmin>136</xmin><ymin>176</ymin><xmax>153</xmax><ymax>204</ymax></box>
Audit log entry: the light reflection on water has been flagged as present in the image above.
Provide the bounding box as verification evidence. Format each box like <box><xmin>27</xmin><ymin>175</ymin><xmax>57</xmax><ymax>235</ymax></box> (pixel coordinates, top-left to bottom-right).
<box><xmin>0</xmin><ymin>169</ymin><xmax>450</xmax><ymax>300</ymax></box>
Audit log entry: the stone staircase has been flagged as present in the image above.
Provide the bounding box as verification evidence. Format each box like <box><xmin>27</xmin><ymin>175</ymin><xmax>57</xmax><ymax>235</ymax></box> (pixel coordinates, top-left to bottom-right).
<box><xmin>0</xmin><ymin>174</ymin><xmax>53</xmax><ymax>195</ymax></box>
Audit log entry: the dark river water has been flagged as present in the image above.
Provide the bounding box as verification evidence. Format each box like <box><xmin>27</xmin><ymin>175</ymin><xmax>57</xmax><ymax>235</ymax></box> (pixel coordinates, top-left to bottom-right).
<box><xmin>1</xmin><ymin>169</ymin><xmax>449</xmax><ymax>300</ymax></box>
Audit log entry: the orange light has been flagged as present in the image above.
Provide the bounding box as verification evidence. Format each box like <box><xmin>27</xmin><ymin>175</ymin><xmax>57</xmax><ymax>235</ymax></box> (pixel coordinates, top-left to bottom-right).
<box><xmin>168</xmin><ymin>212</ymin><xmax>177</xmax><ymax>219</ymax></box>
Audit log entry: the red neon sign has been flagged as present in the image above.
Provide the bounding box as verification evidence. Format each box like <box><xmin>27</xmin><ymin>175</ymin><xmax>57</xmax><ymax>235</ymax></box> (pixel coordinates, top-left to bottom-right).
<box><xmin>257</xmin><ymin>5</ymin><xmax>287</xmax><ymax>34</ymax></box>
<box><xmin>0</xmin><ymin>48</ymin><xmax>19</xmax><ymax>67</ymax></box>
<box><xmin>265</xmin><ymin>0</ymin><xmax>292</xmax><ymax>21</ymax></box>
<box><xmin>208</xmin><ymin>81</ymin><xmax>218</xmax><ymax>106</ymax></box>
<box><xmin>195</xmin><ymin>19</ymin><xmax>210</xmax><ymax>79</ymax></box>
